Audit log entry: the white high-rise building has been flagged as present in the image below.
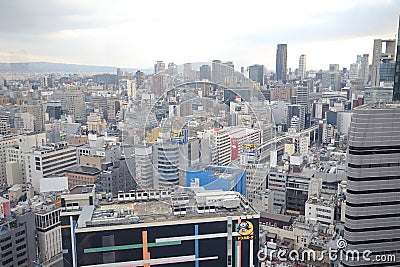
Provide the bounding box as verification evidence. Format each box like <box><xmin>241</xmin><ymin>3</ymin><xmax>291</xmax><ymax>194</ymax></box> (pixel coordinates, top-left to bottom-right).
<box><xmin>0</xmin><ymin>136</ymin><xmax>18</xmax><ymax>185</ymax></box>
<box><xmin>7</xmin><ymin>133</ymin><xmax>47</xmax><ymax>185</ymax></box>
<box><xmin>34</xmin><ymin>203</ymin><xmax>62</xmax><ymax>265</ymax></box>
<box><xmin>349</xmin><ymin>63</ymin><xmax>360</xmax><ymax>81</ymax></box>
<box><xmin>135</xmin><ymin>146</ymin><xmax>153</xmax><ymax>189</ymax></box>
<box><xmin>25</xmin><ymin>142</ymin><xmax>77</xmax><ymax>192</ymax></box>
<box><xmin>299</xmin><ymin>54</ymin><xmax>307</xmax><ymax>80</ymax></box>
<box><xmin>210</xmin><ymin>129</ymin><xmax>231</xmax><ymax>166</ymax></box>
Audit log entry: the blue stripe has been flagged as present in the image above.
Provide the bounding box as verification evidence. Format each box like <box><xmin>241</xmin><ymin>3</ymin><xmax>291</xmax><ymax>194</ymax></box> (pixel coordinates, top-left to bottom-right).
<box><xmin>195</xmin><ymin>224</ymin><xmax>199</xmax><ymax>267</ymax></box>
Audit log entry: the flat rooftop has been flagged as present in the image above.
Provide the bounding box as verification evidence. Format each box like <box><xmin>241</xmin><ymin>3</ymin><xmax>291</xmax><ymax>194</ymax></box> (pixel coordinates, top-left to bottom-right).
<box><xmin>69</xmin><ymin>184</ymin><xmax>96</xmax><ymax>194</ymax></box>
<box><xmin>357</xmin><ymin>102</ymin><xmax>400</xmax><ymax>109</ymax></box>
<box><xmin>66</xmin><ymin>165</ymin><xmax>101</xmax><ymax>175</ymax></box>
<box><xmin>76</xmin><ymin>187</ymin><xmax>258</xmax><ymax>229</ymax></box>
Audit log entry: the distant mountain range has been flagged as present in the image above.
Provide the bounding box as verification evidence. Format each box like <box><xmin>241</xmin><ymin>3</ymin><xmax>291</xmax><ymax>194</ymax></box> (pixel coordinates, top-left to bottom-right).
<box><xmin>0</xmin><ymin>61</ymin><xmax>214</xmax><ymax>74</ymax></box>
<box><xmin>0</xmin><ymin>62</ymin><xmax>141</xmax><ymax>74</ymax></box>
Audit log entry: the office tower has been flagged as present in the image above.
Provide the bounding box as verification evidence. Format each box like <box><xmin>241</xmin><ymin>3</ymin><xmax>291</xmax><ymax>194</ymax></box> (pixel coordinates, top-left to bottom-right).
<box><xmin>6</xmin><ymin>133</ymin><xmax>46</xmax><ymax>185</ymax></box>
<box><xmin>329</xmin><ymin>64</ymin><xmax>339</xmax><ymax>72</ymax></box>
<box><xmin>25</xmin><ymin>142</ymin><xmax>77</xmax><ymax>192</ymax></box>
<box><xmin>212</xmin><ymin>60</ymin><xmax>234</xmax><ymax>85</ymax></box>
<box><xmin>34</xmin><ymin>203</ymin><xmax>63</xmax><ymax>265</ymax></box>
<box><xmin>267</xmin><ymin>171</ymin><xmax>287</xmax><ymax>213</ymax></box>
<box><xmin>153</xmin><ymin>142</ymin><xmax>180</xmax><ymax>189</ymax></box>
<box><xmin>276</xmin><ymin>44</ymin><xmax>287</xmax><ymax>82</ymax></box>
<box><xmin>199</xmin><ymin>64</ymin><xmax>211</xmax><ymax>81</ymax></box>
<box><xmin>394</xmin><ymin>17</ymin><xmax>400</xmax><ymax>101</ymax></box>
<box><xmin>313</xmin><ymin>102</ymin><xmax>329</xmax><ymax>119</ymax></box>
<box><xmin>299</xmin><ymin>54</ymin><xmax>307</xmax><ymax>80</ymax></box>
<box><xmin>0</xmin><ymin>207</ymin><xmax>36</xmax><ymax>267</ymax></box>
<box><xmin>98</xmin><ymin>158</ymin><xmax>136</xmax><ymax>196</ymax></box>
<box><xmin>20</xmin><ymin>104</ymin><xmax>44</xmax><ymax>133</ymax></box>
<box><xmin>167</xmin><ymin>62</ymin><xmax>178</xmax><ymax>76</ymax></box>
<box><xmin>371</xmin><ymin>39</ymin><xmax>396</xmax><ymax>87</ymax></box>
<box><xmin>248</xmin><ymin>64</ymin><xmax>265</xmax><ymax>86</ymax></box>
<box><xmin>151</xmin><ymin>72</ymin><xmax>166</xmax><ymax>97</ymax></box>
<box><xmin>46</xmin><ymin>100</ymin><xmax>62</xmax><ymax>120</ymax></box>
<box><xmin>295</xmin><ymin>85</ymin><xmax>309</xmax><ymax>109</ymax></box>
<box><xmin>344</xmin><ymin>103</ymin><xmax>400</xmax><ymax>266</ymax></box>
<box><xmin>287</xmin><ymin>104</ymin><xmax>307</xmax><ymax>131</ymax></box>
<box><xmin>0</xmin><ymin>136</ymin><xmax>17</xmax><ymax>185</ymax></box>
<box><xmin>126</xmin><ymin>79</ymin><xmax>137</xmax><ymax>100</ymax></box>
<box><xmin>349</xmin><ymin>63</ymin><xmax>360</xmax><ymax>81</ymax></box>
<box><xmin>14</xmin><ymin>112</ymin><xmax>35</xmax><ymax>134</ymax></box>
<box><xmin>135</xmin><ymin>70</ymin><xmax>145</xmax><ymax>88</ymax></box>
<box><xmin>154</xmin><ymin>60</ymin><xmax>165</xmax><ymax>74</ymax></box>
<box><xmin>91</xmin><ymin>95</ymin><xmax>118</xmax><ymax>123</ymax></box>
<box><xmin>183</xmin><ymin>62</ymin><xmax>196</xmax><ymax>81</ymax></box>
<box><xmin>52</xmin><ymin>90</ymin><xmax>85</xmax><ymax>122</ymax></box>
<box><xmin>0</xmin><ymin>114</ymin><xmax>10</xmax><ymax>136</ymax></box>
<box><xmin>134</xmin><ymin>145</ymin><xmax>153</xmax><ymax>189</ymax></box>
<box><xmin>356</xmin><ymin>55</ymin><xmax>362</xmax><ymax>64</ymax></box>
<box><xmin>360</xmin><ymin>54</ymin><xmax>370</xmax><ymax>85</ymax></box>
<box><xmin>210</xmin><ymin>128</ymin><xmax>231</xmax><ymax>166</ymax></box>
<box><xmin>212</xmin><ymin>60</ymin><xmax>222</xmax><ymax>83</ymax></box>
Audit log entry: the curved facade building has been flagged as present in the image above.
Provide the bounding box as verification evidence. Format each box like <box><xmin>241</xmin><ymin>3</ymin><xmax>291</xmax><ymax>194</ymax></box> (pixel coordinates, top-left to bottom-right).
<box><xmin>154</xmin><ymin>142</ymin><xmax>180</xmax><ymax>189</ymax></box>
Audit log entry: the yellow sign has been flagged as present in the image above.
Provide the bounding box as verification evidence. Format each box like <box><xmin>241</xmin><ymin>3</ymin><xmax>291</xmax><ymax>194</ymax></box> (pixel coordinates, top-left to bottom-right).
<box><xmin>237</xmin><ymin>221</ymin><xmax>255</xmax><ymax>241</ymax></box>
<box><xmin>243</xmin><ymin>143</ymin><xmax>257</xmax><ymax>151</ymax></box>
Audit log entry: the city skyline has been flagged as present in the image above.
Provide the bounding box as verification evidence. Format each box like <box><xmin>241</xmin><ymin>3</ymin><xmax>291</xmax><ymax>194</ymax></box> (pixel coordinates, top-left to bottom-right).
<box><xmin>0</xmin><ymin>0</ymin><xmax>399</xmax><ymax>70</ymax></box>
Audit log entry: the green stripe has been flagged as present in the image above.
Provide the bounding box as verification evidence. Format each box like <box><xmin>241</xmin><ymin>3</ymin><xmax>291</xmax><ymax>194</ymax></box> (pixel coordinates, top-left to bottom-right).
<box><xmin>235</xmin><ymin>223</ymin><xmax>239</xmax><ymax>267</ymax></box>
<box><xmin>84</xmin><ymin>241</ymin><xmax>181</xmax><ymax>253</ymax></box>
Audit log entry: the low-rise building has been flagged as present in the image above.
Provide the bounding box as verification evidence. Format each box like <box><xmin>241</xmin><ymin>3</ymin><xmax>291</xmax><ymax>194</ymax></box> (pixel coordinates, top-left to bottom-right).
<box><xmin>66</xmin><ymin>165</ymin><xmax>101</xmax><ymax>189</ymax></box>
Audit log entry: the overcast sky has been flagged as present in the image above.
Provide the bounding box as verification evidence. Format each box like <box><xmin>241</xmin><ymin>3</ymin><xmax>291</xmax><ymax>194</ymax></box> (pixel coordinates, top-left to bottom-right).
<box><xmin>0</xmin><ymin>0</ymin><xmax>399</xmax><ymax>71</ymax></box>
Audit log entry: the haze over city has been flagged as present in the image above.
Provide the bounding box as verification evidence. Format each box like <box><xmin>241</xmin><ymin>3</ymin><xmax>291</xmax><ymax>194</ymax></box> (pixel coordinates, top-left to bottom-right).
<box><xmin>0</xmin><ymin>0</ymin><xmax>399</xmax><ymax>70</ymax></box>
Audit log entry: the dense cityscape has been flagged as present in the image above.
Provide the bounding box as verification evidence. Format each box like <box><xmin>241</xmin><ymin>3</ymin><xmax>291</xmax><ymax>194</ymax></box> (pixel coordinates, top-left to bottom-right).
<box><xmin>0</xmin><ymin>2</ymin><xmax>400</xmax><ymax>267</ymax></box>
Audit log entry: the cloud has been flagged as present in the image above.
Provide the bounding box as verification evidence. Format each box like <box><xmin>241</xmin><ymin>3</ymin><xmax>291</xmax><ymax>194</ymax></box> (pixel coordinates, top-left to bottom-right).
<box><xmin>0</xmin><ymin>0</ymin><xmax>398</xmax><ymax>69</ymax></box>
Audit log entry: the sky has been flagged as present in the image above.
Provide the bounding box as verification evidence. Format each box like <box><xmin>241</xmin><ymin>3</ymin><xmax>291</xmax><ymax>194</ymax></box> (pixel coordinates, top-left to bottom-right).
<box><xmin>0</xmin><ymin>0</ymin><xmax>399</xmax><ymax>71</ymax></box>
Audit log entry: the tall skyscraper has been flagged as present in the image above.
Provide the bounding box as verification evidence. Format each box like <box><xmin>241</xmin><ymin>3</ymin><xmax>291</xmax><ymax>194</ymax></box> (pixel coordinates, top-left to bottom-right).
<box><xmin>276</xmin><ymin>44</ymin><xmax>287</xmax><ymax>82</ymax></box>
<box><xmin>167</xmin><ymin>62</ymin><xmax>178</xmax><ymax>76</ymax></box>
<box><xmin>371</xmin><ymin>39</ymin><xmax>396</xmax><ymax>87</ymax></box>
<box><xmin>360</xmin><ymin>54</ymin><xmax>370</xmax><ymax>85</ymax></box>
<box><xmin>212</xmin><ymin>60</ymin><xmax>234</xmax><ymax>85</ymax></box>
<box><xmin>183</xmin><ymin>62</ymin><xmax>196</xmax><ymax>81</ymax></box>
<box><xmin>344</xmin><ymin>103</ymin><xmax>400</xmax><ymax>266</ymax></box>
<box><xmin>199</xmin><ymin>64</ymin><xmax>211</xmax><ymax>81</ymax></box>
<box><xmin>298</xmin><ymin>54</ymin><xmax>306</xmax><ymax>80</ymax></box>
<box><xmin>154</xmin><ymin>60</ymin><xmax>165</xmax><ymax>74</ymax></box>
<box><xmin>248</xmin><ymin>64</ymin><xmax>265</xmax><ymax>86</ymax></box>
<box><xmin>135</xmin><ymin>70</ymin><xmax>145</xmax><ymax>88</ymax></box>
<box><xmin>394</xmin><ymin>17</ymin><xmax>400</xmax><ymax>101</ymax></box>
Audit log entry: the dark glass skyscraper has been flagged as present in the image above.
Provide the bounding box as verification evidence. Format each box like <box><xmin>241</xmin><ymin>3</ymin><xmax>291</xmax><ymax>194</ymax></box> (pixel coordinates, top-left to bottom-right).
<box><xmin>276</xmin><ymin>44</ymin><xmax>287</xmax><ymax>82</ymax></box>
<box><xmin>394</xmin><ymin>16</ymin><xmax>400</xmax><ymax>101</ymax></box>
<box><xmin>248</xmin><ymin>64</ymin><xmax>265</xmax><ymax>86</ymax></box>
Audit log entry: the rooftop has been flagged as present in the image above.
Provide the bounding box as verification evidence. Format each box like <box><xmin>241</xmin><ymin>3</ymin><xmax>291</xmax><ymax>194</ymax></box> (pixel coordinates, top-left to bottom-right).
<box><xmin>75</xmin><ymin>187</ymin><xmax>257</xmax><ymax>229</ymax></box>
<box><xmin>69</xmin><ymin>184</ymin><xmax>96</xmax><ymax>194</ymax></box>
<box><xmin>66</xmin><ymin>165</ymin><xmax>101</xmax><ymax>175</ymax></box>
<box><xmin>357</xmin><ymin>101</ymin><xmax>400</xmax><ymax>109</ymax></box>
